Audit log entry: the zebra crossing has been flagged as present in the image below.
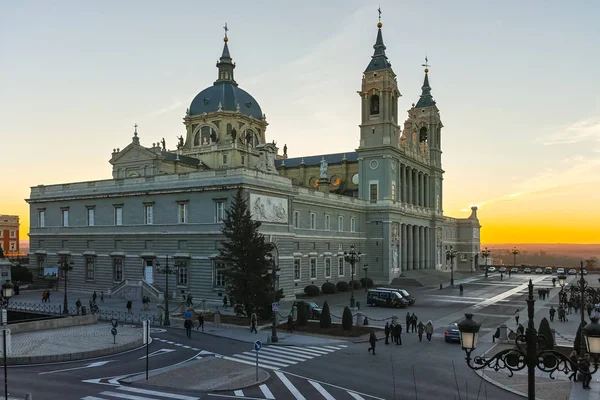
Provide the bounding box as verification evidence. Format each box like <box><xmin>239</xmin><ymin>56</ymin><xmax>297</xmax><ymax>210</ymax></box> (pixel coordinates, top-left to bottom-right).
<box><xmin>81</xmin><ymin>385</ymin><xmax>200</xmax><ymax>400</ymax></box>
<box><xmin>222</xmin><ymin>344</ymin><xmax>348</xmax><ymax>370</ymax></box>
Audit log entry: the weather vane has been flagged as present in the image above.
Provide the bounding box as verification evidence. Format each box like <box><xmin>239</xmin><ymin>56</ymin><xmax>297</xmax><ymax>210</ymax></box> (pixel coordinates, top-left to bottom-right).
<box><xmin>134</xmin><ymin>123</ymin><xmax>138</xmax><ymax>134</ymax></box>
<box><xmin>422</xmin><ymin>56</ymin><xmax>430</xmax><ymax>71</ymax></box>
<box><xmin>378</xmin><ymin>7</ymin><xmax>382</xmax><ymax>23</ymax></box>
<box><xmin>223</xmin><ymin>23</ymin><xmax>229</xmax><ymax>38</ymax></box>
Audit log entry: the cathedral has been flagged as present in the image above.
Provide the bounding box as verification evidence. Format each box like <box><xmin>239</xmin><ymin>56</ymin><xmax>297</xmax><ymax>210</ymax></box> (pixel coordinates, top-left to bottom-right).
<box><xmin>27</xmin><ymin>20</ymin><xmax>481</xmax><ymax>302</ymax></box>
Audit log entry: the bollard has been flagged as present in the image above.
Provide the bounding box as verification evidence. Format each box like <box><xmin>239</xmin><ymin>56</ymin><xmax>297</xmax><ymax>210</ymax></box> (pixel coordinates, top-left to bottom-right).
<box><xmin>440</xmin><ymin>283</ymin><xmax>443</xmax><ymax>290</ymax></box>
<box><xmin>25</xmin><ymin>393</ymin><xmax>33</xmax><ymax>400</ymax></box>
<box><xmin>356</xmin><ymin>313</ymin><xmax>364</xmax><ymax>327</ymax></box>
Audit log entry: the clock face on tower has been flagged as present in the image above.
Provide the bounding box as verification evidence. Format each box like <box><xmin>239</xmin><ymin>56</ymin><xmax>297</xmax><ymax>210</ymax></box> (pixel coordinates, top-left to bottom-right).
<box><xmin>351</xmin><ymin>173</ymin><xmax>359</xmax><ymax>185</ymax></box>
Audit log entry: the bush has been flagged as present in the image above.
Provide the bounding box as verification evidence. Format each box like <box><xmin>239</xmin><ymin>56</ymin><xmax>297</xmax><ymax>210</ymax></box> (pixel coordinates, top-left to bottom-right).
<box><xmin>11</xmin><ymin>264</ymin><xmax>33</xmax><ymax>283</ymax></box>
<box><xmin>296</xmin><ymin>301</ymin><xmax>308</xmax><ymax>326</ymax></box>
<box><xmin>304</xmin><ymin>285</ymin><xmax>320</xmax><ymax>297</ymax></box>
<box><xmin>349</xmin><ymin>280</ymin><xmax>362</xmax><ymax>290</ymax></box>
<box><xmin>360</xmin><ymin>277</ymin><xmax>374</xmax><ymax>289</ymax></box>
<box><xmin>320</xmin><ymin>301</ymin><xmax>332</xmax><ymax>328</ymax></box>
<box><xmin>336</xmin><ymin>281</ymin><xmax>350</xmax><ymax>292</ymax></box>
<box><xmin>321</xmin><ymin>282</ymin><xmax>336</xmax><ymax>294</ymax></box>
<box><xmin>538</xmin><ymin>317</ymin><xmax>554</xmax><ymax>350</ymax></box>
<box><xmin>342</xmin><ymin>306</ymin><xmax>353</xmax><ymax>331</ymax></box>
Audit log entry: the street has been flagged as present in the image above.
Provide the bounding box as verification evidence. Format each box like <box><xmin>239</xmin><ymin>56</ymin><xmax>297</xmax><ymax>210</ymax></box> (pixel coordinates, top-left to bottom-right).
<box><xmin>1</xmin><ymin>271</ymin><xmax>573</xmax><ymax>399</ymax></box>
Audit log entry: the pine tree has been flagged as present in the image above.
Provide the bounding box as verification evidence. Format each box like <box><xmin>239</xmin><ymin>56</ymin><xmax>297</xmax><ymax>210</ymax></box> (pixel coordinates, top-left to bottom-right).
<box><xmin>320</xmin><ymin>301</ymin><xmax>331</xmax><ymax>328</ymax></box>
<box><xmin>219</xmin><ymin>189</ymin><xmax>281</xmax><ymax>319</ymax></box>
<box><xmin>538</xmin><ymin>317</ymin><xmax>554</xmax><ymax>350</ymax></box>
<box><xmin>342</xmin><ymin>306</ymin><xmax>353</xmax><ymax>331</ymax></box>
<box><xmin>297</xmin><ymin>301</ymin><xmax>308</xmax><ymax>326</ymax></box>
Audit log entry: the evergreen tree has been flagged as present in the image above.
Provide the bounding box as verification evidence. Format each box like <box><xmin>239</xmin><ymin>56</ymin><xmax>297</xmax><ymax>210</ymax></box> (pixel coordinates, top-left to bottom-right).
<box><xmin>297</xmin><ymin>301</ymin><xmax>308</xmax><ymax>326</ymax></box>
<box><xmin>342</xmin><ymin>306</ymin><xmax>353</xmax><ymax>331</ymax></box>
<box><xmin>538</xmin><ymin>317</ymin><xmax>554</xmax><ymax>350</ymax></box>
<box><xmin>320</xmin><ymin>301</ymin><xmax>331</xmax><ymax>328</ymax></box>
<box><xmin>219</xmin><ymin>189</ymin><xmax>282</xmax><ymax>319</ymax></box>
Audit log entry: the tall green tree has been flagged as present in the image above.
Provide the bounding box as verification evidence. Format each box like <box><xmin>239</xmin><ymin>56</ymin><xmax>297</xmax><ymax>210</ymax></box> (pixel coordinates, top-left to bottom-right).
<box><xmin>220</xmin><ymin>189</ymin><xmax>282</xmax><ymax>319</ymax></box>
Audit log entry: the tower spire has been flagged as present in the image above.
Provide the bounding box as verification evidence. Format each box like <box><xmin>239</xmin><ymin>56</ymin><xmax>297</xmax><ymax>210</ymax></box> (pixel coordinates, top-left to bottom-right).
<box><xmin>415</xmin><ymin>57</ymin><xmax>435</xmax><ymax>108</ymax></box>
<box><xmin>364</xmin><ymin>8</ymin><xmax>392</xmax><ymax>73</ymax></box>
<box><xmin>215</xmin><ymin>23</ymin><xmax>237</xmax><ymax>86</ymax></box>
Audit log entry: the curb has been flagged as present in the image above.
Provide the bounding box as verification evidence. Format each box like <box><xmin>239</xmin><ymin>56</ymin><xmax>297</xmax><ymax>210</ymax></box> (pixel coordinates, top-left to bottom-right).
<box><xmin>7</xmin><ymin>338</ymin><xmax>144</xmax><ymax>365</ymax></box>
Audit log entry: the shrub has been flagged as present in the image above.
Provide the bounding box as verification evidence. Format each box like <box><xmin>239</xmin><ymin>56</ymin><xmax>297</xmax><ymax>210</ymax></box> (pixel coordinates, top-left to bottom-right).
<box><xmin>336</xmin><ymin>281</ymin><xmax>350</xmax><ymax>292</ymax></box>
<box><xmin>349</xmin><ymin>280</ymin><xmax>362</xmax><ymax>290</ymax></box>
<box><xmin>11</xmin><ymin>264</ymin><xmax>33</xmax><ymax>283</ymax></box>
<box><xmin>321</xmin><ymin>282</ymin><xmax>336</xmax><ymax>294</ymax></box>
<box><xmin>296</xmin><ymin>301</ymin><xmax>308</xmax><ymax>326</ymax></box>
<box><xmin>342</xmin><ymin>306</ymin><xmax>353</xmax><ymax>331</ymax></box>
<box><xmin>320</xmin><ymin>301</ymin><xmax>332</xmax><ymax>328</ymax></box>
<box><xmin>360</xmin><ymin>277</ymin><xmax>374</xmax><ymax>289</ymax></box>
<box><xmin>304</xmin><ymin>285</ymin><xmax>320</xmax><ymax>297</ymax></box>
<box><xmin>538</xmin><ymin>317</ymin><xmax>554</xmax><ymax>350</ymax></box>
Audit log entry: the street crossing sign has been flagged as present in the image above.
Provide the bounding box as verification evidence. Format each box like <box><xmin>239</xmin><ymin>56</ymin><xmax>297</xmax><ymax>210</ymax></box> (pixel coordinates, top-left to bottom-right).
<box><xmin>272</xmin><ymin>302</ymin><xmax>279</xmax><ymax>312</ymax></box>
<box><xmin>254</xmin><ymin>340</ymin><xmax>262</xmax><ymax>352</ymax></box>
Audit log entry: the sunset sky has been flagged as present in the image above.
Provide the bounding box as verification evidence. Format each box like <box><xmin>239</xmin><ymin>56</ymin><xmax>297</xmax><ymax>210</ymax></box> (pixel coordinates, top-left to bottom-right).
<box><xmin>1</xmin><ymin>1</ymin><xmax>599</xmax><ymax>244</ymax></box>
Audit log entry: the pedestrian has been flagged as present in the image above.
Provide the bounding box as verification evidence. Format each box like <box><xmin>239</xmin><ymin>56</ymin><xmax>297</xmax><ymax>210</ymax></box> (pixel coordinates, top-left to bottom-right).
<box><xmin>500</xmin><ymin>273</ymin><xmax>503</xmax><ymax>281</ymax></box>
<box><xmin>46</xmin><ymin>290</ymin><xmax>51</xmax><ymax>302</ymax></box>
<box><xmin>395</xmin><ymin>322</ymin><xmax>402</xmax><ymax>345</ymax></box>
<box><xmin>223</xmin><ymin>296</ymin><xmax>228</xmax><ymax>308</ymax></box>
<box><xmin>184</xmin><ymin>318</ymin><xmax>193</xmax><ymax>339</ymax></box>
<box><xmin>493</xmin><ymin>326</ymin><xmax>500</xmax><ymax>343</ymax></box>
<box><xmin>405</xmin><ymin>312</ymin><xmax>411</xmax><ymax>333</ymax></box>
<box><xmin>367</xmin><ymin>330</ymin><xmax>378</xmax><ymax>355</ymax></box>
<box><xmin>92</xmin><ymin>291</ymin><xmax>97</xmax><ymax>303</ymax></box>
<box><xmin>558</xmin><ymin>305</ymin><xmax>566</xmax><ymax>322</ymax></box>
<box><xmin>459</xmin><ymin>284</ymin><xmax>464</xmax><ymax>295</ymax></box>
<box><xmin>126</xmin><ymin>300</ymin><xmax>132</xmax><ymax>313</ymax></box>
<box><xmin>574</xmin><ymin>299</ymin><xmax>580</xmax><ymax>314</ymax></box>
<box><xmin>586</xmin><ymin>301</ymin><xmax>593</xmax><ymax>318</ymax></box>
<box><xmin>42</xmin><ymin>290</ymin><xmax>47</xmax><ymax>303</ymax></box>
<box><xmin>100</xmin><ymin>291</ymin><xmax>104</xmax><ymax>303</ymax></box>
<box><xmin>567</xmin><ymin>300</ymin><xmax>573</xmax><ymax>315</ymax></box>
<box><xmin>250</xmin><ymin>312</ymin><xmax>258</xmax><ymax>334</ymax></box>
<box><xmin>186</xmin><ymin>294</ymin><xmax>194</xmax><ymax>308</ymax></box>
<box><xmin>552</xmin><ymin>277</ymin><xmax>556</xmax><ymax>287</ymax></box>
<box><xmin>411</xmin><ymin>313</ymin><xmax>418</xmax><ymax>333</ymax></box>
<box><xmin>517</xmin><ymin>323</ymin><xmax>524</xmax><ymax>335</ymax></box>
<box><xmin>197</xmin><ymin>312</ymin><xmax>205</xmax><ymax>331</ymax></box>
<box><xmin>568</xmin><ymin>350</ymin><xmax>579</xmax><ymax>382</ymax></box>
<box><xmin>287</xmin><ymin>314</ymin><xmax>294</xmax><ymax>332</ymax></box>
<box><xmin>384</xmin><ymin>322</ymin><xmax>390</xmax><ymax>345</ymax></box>
<box><xmin>425</xmin><ymin>320</ymin><xmax>434</xmax><ymax>343</ymax></box>
<box><xmin>515</xmin><ymin>309</ymin><xmax>520</xmax><ymax>325</ymax></box>
<box><xmin>579</xmin><ymin>354</ymin><xmax>592</xmax><ymax>389</ymax></box>
<box><xmin>75</xmin><ymin>299</ymin><xmax>82</xmax><ymax>315</ymax></box>
<box><xmin>417</xmin><ymin>321</ymin><xmax>424</xmax><ymax>342</ymax></box>
<box><xmin>549</xmin><ymin>306</ymin><xmax>556</xmax><ymax>322</ymax></box>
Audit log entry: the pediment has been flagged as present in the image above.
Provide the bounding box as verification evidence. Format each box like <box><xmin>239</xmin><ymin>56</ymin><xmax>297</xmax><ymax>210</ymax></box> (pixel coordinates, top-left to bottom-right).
<box><xmin>110</xmin><ymin>144</ymin><xmax>158</xmax><ymax>165</ymax></box>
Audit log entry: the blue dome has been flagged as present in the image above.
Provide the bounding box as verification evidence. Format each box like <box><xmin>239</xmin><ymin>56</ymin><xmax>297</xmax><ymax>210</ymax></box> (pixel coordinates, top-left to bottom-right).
<box><xmin>189</xmin><ymin>83</ymin><xmax>263</xmax><ymax>120</ymax></box>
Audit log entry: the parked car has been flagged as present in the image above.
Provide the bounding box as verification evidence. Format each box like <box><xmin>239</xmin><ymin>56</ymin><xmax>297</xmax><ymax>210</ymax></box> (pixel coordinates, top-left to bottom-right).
<box><xmin>544</xmin><ymin>267</ymin><xmax>553</xmax><ymax>274</ymax></box>
<box><xmin>498</xmin><ymin>267</ymin><xmax>507</xmax><ymax>273</ymax></box>
<box><xmin>583</xmin><ymin>269</ymin><xmax>588</xmax><ymax>275</ymax></box>
<box><xmin>556</xmin><ymin>268</ymin><xmax>565</xmax><ymax>275</ymax></box>
<box><xmin>445</xmin><ymin>323</ymin><xmax>461</xmax><ymax>343</ymax></box>
<box><xmin>524</xmin><ymin>268</ymin><xmax>532</xmax><ymax>274</ymax></box>
<box><xmin>292</xmin><ymin>301</ymin><xmax>322</xmax><ymax>320</ymax></box>
<box><xmin>568</xmin><ymin>269</ymin><xmax>577</xmax><ymax>275</ymax></box>
<box><xmin>510</xmin><ymin>267</ymin><xmax>519</xmax><ymax>274</ymax></box>
<box><xmin>487</xmin><ymin>267</ymin><xmax>496</xmax><ymax>273</ymax></box>
<box><xmin>535</xmin><ymin>268</ymin><xmax>544</xmax><ymax>274</ymax></box>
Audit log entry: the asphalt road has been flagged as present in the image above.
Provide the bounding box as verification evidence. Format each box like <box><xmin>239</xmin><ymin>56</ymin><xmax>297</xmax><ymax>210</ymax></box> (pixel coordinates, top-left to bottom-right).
<box><xmin>2</xmin><ymin>271</ymin><xmax>573</xmax><ymax>400</ymax></box>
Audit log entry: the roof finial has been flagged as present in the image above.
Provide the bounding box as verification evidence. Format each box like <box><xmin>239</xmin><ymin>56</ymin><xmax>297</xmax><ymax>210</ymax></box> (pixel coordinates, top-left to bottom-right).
<box><xmin>223</xmin><ymin>23</ymin><xmax>229</xmax><ymax>42</ymax></box>
<box><xmin>377</xmin><ymin>7</ymin><xmax>382</xmax><ymax>28</ymax></box>
<box><xmin>134</xmin><ymin>123</ymin><xmax>138</xmax><ymax>136</ymax></box>
<box><xmin>422</xmin><ymin>55</ymin><xmax>430</xmax><ymax>74</ymax></box>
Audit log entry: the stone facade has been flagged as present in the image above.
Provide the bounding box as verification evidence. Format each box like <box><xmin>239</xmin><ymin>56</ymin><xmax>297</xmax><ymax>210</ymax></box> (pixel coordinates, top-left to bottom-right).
<box><xmin>27</xmin><ymin>23</ymin><xmax>480</xmax><ymax>302</ymax></box>
<box><xmin>0</xmin><ymin>215</ymin><xmax>19</xmax><ymax>255</ymax></box>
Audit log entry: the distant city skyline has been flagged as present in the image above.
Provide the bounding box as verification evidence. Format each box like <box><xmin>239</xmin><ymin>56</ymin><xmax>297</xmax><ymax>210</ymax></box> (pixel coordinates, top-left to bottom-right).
<box><xmin>1</xmin><ymin>1</ymin><xmax>599</xmax><ymax>244</ymax></box>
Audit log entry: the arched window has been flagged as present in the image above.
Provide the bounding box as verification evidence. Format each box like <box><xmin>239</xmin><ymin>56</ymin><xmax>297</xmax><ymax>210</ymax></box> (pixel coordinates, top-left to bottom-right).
<box><xmin>194</xmin><ymin>126</ymin><xmax>218</xmax><ymax>146</ymax></box>
<box><xmin>227</xmin><ymin>124</ymin><xmax>232</xmax><ymax>136</ymax></box>
<box><xmin>244</xmin><ymin>129</ymin><xmax>259</xmax><ymax>147</ymax></box>
<box><xmin>419</xmin><ymin>126</ymin><xmax>428</xmax><ymax>143</ymax></box>
<box><xmin>370</xmin><ymin>95</ymin><xmax>380</xmax><ymax>115</ymax></box>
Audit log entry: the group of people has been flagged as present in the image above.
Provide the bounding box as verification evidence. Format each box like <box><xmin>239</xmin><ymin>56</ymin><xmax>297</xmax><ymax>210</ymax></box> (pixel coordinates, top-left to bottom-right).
<box><xmin>183</xmin><ymin>312</ymin><xmax>206</xmax><ymax>338</ymax></box>
<box><xmin>370</xmin><ymin>318</ymin><xmax>434</xmax><ymax>354</ymax></box>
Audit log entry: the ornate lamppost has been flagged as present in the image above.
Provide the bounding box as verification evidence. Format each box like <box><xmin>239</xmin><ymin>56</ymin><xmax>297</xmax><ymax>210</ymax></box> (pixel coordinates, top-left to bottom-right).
<box><xmin>265</xmin><ymin>243</ymin><xmax>281</xmax><ymax>343</ymax></box>
<box><xmin>458</xmin><ymin>277</ymin><xmax>600</xmax><ymax>400</ymax></box>
<box><xmin>156</xmin><ymin>256</ymin><xmax>176</xmax><ymax>326</ymax></box>
<box><xmin>511</xmin><ymin>247</ymin><xmax>519</xmax><ymax>271</ymax></box>
<box><xmin>363</xmin><ymin>264</ymin><xmax>369</xmax><ymax>292</ymax></box>
<box><xmin>1</xmin><ymin>283</ymin><xmax>13</xmax><ymax>400</ymax></box>
<box><xmin>482</xmin><ymin>247</ymin><xmax>491</xmax><ymax>278</ymax></box>
<box><xmin>57</xmin><ymin>257</ymin><xmax>74</xmax><ymax>314</ymax></box>
<box><xmin>445</xmin><ymin>246</ymin><xmax>457</xmax><ymax>286</ymax></box>
<box><xmin>344</xmin><ymin>244</ymin><xmax>361</xmax><ymax>308</ymax></box>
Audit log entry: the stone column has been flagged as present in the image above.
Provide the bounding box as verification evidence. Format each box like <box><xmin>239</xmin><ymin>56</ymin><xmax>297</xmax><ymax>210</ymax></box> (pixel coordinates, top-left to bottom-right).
<box><xmin>419</xmin><ymin>226</ymin><xmax>425</xmax><ymax>269</ymax></box>
<box><xmin>407</xmin><ymin>224</ymin><xmax>413</xmax><ymax>271</ymax></box>
<box><xmin>412</xmin><ymin>225</ymin><xmax>419</xmax><ymax>271</ymax></box>
<box><xmin>418</xmin><ymin>173</ymin><xmax>423</xmax><ymax>207</ymax></box>
<box><xmin>401</xmin><ymin>223</ymin><xmax>408</xmax><ymax>272</ymax></box>
<box><xmin>425</xmin><ymin>227</ymin><xmax>430</xmax><ymax>269</ymax></box>
<box><xmin>407</xmin><ymin>167</ymin><xmax>413</xmax><ymax>205</ymax></box>
<box><xmin>424</xmin><ymin>175</ymin><xmax>429</xmax><ymax>208</ymax></box>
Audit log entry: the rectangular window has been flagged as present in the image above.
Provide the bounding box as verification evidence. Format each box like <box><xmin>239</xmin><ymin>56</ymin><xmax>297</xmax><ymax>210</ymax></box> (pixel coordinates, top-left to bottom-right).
<box><xmin>222</xmin><ymin>153</ymin><xmax>228</xmax><ymax>165</ymax></box>
<box><xmin>178</xmin><ymin>203</ymin><xmax>188</xmax><ymax>224</ymax></box>
<box><xmin>214</xmin><ymin>261</ymin><xmax>225</xmax><ymax>287</ymax></box>
<box><xmin>351</xmin><ymin>217</ymin><xmax>356</xmax><ymax>232</ymax></box>
<box><xmin>37</xmin><ymin>256</ymin><xmax>46</xmax><ymax>277</ymax></box>
<box><xmin>215</xmin><ymin>201</ymin><xmax>225</xmax><ymax>222</ymax></box>
<box><xmin>293</xmin><ymin>258</ymin><xmax>301</xmax><ymax>281</ymax></box>
<box><xmin>325</xmin><ymin>257</ymin><xmax>331</xmax><ymax>278</ymax></box>
<box><xmin>87</xmin><ymin>208</ymin><xmax>95</xmax><ymax>226</ymax></box>
<box><xmin>114</xmin><ymin>206</ymin><xmax>123</xmax><ymax>226</ymax></box>
<box><xmin>38</xmin><ymin>210</ymin><xmax>45</xmax><ymax>227</ymax></box>
<box><xmin>370</xmin><ymin>183</ymin><xmax>378</xmax><ymax>201</ymax></box>
<box><xmin>293</xmin><ymin>211</ymin><xmax>300</xmax><ymax>229</ymax></box>
<box><xmin>324</xmin><ymin>214</ymin><xmax>330</xmax><ymax>231</ymax></box>
<box><xmin>85</xmin><ymin>257</ymin><xmax>95</xmax><ymax>280</ymax></box>
<box><xmin>338</xmin><ymin>258</ymin><xmax>344</xmax><ymax>276</ymax></box>
<box><xmin>338</xmin><ymin>216</ymin><xmax>343</xmax><ymax>231</ymax></box>
<box><xmin>145</xmin><ymin>205</ymin><xmax>154</xmax><ymax>225</ymax></box>
<box><xmin>61</xmin><ymin>209</ymin><xmax>69</xmax><ymax>227</ymax></box>
<box><xmin>310</xmin><ymin>258</ymin><xmax>317</xmax><ymax>279</ymax></box>
<box><xmin>392</xmin><ymin>181</ymin><xmax>396</xmax><ymax>200</ymax></box>
<box><xmin>177</xmin><ymin>261</ymin><xmax>188</xmax><ymax>285</ymax></box>
<box><xmin>310</xmin><ymin>213</ymin><xmax>316</xmax><ymax>230</ymax></box>
<box><xmin>9</xmin><ymin>231</ymin><xmax>16</xmax><ymax>238</ymax></box>
<box><xmin>241</xmin><ymin>155</ymin><xmax>245</xmax><ymax>165</ymax></box>
<box><xmin>9</xmin><ymin>242</ymin><xmax>16</xmax><ymax>251</ymax></box>
<box><xmin>113</xmin><ymin>258</ymin><xmax>123</xmax><ymax>282</ymax></box>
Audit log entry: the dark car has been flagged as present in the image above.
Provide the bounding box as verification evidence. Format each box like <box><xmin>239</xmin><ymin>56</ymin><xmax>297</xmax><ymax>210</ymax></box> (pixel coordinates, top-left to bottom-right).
<box><xmin>544</xmin><ymin>267</ymin><xmax>553</xmax><ymax>274</ymax></box>
<box><xmin>445</xmin><ymin>323</ymin><xmax>460</xmax><ymax>343</ymax></box>
<box><xmin>292</xmin><ymin>301</ymin><xmax>322</xmax><ymax>320</ymax></box>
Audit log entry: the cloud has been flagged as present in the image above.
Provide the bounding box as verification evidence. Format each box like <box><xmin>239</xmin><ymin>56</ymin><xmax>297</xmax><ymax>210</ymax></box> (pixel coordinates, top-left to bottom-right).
<box><xmin>542</xmin><ymin>117</ymin><xmax>600</xmax><ymax>146</ymax></box>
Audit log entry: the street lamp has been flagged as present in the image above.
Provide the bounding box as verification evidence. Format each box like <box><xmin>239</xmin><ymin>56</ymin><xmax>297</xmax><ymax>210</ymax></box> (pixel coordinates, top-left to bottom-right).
<box><xmin>363</xmin><ymin>264</ymin><xmax>369</xmax><ymax>292</ymax></box>
<box><xmin>344</xmin><ymin>244</ymin><xmax>361</xmax><ymax>308</ymax></box>
<box><xmin>458</xmin><ymin>278</ymin><xmax>600</xmax><ymax>400</ymax></box>
<box><xmin>156</xmin><ymin>256</ymin><xmax>176</xmax><ymax>326</ymax></box>
<box><xmin>445</xmin><ymin>246</ymin><xmax>457</xmax><ymax>286</ymax></box>
<box><xmin>265</xmin><ymin>244</ymin><xmax>281</xmax><ymax>344</ymax></box>
<box><xmin>511</xmin><ymin>247</ymin><xmax>519</xmax><ymax>270</ymax></box>
<box><xmin>57</xmin><ymin>257</ymin><xmax>74</xmax><ymax>314</ymax></box>
<box><xmin>1</xmin><ymin>284</ymin><xmax>12</xmax><ymax>400</ymax></box>
<box><xmin>482</xmin><ymin>248</ymin><xmax>491</xmax><ymax>278</ymax></box>
<box><xmin>558</xmin><ymin>274</ymin><xmax>566</xmax><ymax>288</ymax></box>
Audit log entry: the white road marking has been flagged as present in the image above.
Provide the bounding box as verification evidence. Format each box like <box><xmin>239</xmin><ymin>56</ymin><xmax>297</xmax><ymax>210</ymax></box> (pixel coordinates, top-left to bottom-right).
<box><xmin>222</xmin><ymin>355</ymin><xmax>279</xmax><ymax>370</ymax></box>
<box><xmin>275</xmin><ymin>371</ymin><xmax>306</xmax><ymax>400</ymax></box>
<box><xmin>242</xmin><ymin>351</ymin><xmax>297</xmax><ymax>364</ymax></box>
<box><xmin>309</xmin><ymin>381</ymin><xmax>335</xmax><ymax>400</ymax></box>
<box><xmin>99</xmin><ymin>390</ymin><xmax>153</xmax><ymax>400</ymax></box>
<box><xmin>324</xmin><ymin>345</ymin><xmax>343</xmax><ymax>350</ymax></box>
<box><xmin>473</xmin><ymin>276</ymin><xmax>547</xmax><ymax>310</ymax></box>
<box><xmin>234</xmin><ymin>390</ymin><xmax>244</xmax><ymax>396</ymax></box>
<box><xmin>137</xmin><ymin>348</ymin><xmax>176</xmax><ymax>359</ymax></box>
<box><xmin>40</xmin><ymin>360</ymin><xmax>115</xmax><ymax>375</ymax></box>
<box><xmin>348</xmin><ymin>392</ymin><xmax>367</xmax><ymax>400</ymax></box>
<box><xmin>288</xmin><ymin>346</ymin><xmax>327</xmax><ymax>355</ymax></box>
<box><xmin>234</xmin><ymin>354</ymin><xmax>289</xmax><ymax>367</ymax></box>
<box><xmin>259</xmin><ymin>384</ymin><xmax>275</xmax><ymax>399</ymax></box>
<box><xmin>81</xmin><ymin>397</ymin><xmax>105</xmax><ymax>400</ymax></box>
<box><xmin>116</xmin><ymin>385</ymin><xmax>199</xmax><ymax>399</ymax></box>
<box><xmin>265</xmin><ymin>347</ymin><xmax>314</xmax><ymax>358</ymax></box>
<box><xmin>308</xmin><ymin>346</ymin><xmax>334</xmax><ymax>353</ymax></box>
<box><xmin>259</xmin><ymin>348</ymin><xmax>310</xmax><ymax>361</ymax></box>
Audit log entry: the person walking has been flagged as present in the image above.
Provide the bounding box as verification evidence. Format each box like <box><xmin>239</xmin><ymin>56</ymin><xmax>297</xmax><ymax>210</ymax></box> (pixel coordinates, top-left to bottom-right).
<box><xmin>417</xmin><ymin>321</ymin><xmax>425</xmax><ymax>342</ymax></box>
<box><xmin>395</xmin><ymin>322</ymin><xmax>403</xmax><ymax>345</ymax></box>
<box><xmin>568</xmin><ymin>350</ymin><xmax>579</xmax><ymax>382</ymax></box>
<box><xmin>75</xmin><ymin>299</ymin><xmax>82</xmax><ymax>315</ymax></box>
<box><xmin>384</xmin><ymin>322</ymin><xmax>390</xmax><ymax>345</ymax></box>
<box><xmin>411</xmin><ymin>313</ymin><xmax>418</xmax><ymax>333</ymax></box>
<box><xmin>186</xmin><ymin>294</ymin><xmax>194</xmax><ymax>308</ymax></box>
<box><xmin>100</xmin><ymin>291</ymin><xmax>104</xmax><ymax>303</ymax></box>
<box><xmin>92</xmin><ymin>291</ymin><xmax>97</xmax><ymax>303</ymax></box>
<box><xmin>579</xmin><ymin>354</ymin><xmax>592</xmax><ymax>389</ymax></box>
<box><xmin>197</xmin><ymin>312</ymin><xmax>204</xmax><ymax>331</ymax></box>
<box><xmin>493</xmin><ymin>326</ymin><xmax>500</xmax><ymax>343</ymax></box>
<box><xmin>515</xmin><ymin>309</ymin><xmax>520</xmax><ymax>325</ymax></box>
<box><xmin>459</xmin><ymin>284</ymin><xmax>464</xmax><ymax>295</ymax></box>
<box><xmin>126</xmin><ymin>300</ymin><xmax>132</xmax><ymax>313</ymax></box>
<box><xmin>425</xmin><ymin>320</ymin><xmax>434</xmax><ymax>343</ymax></box>
<box><xmin>517</xmin><ymin>323</ymin><xmax>525</xmax><ymax>335</ymax></box>
<box><xmin>46</xmin><ymin>290</ymin><xmax>51</xmax><ymax>303</ymax></box>
<box><xmin>250</xmin><ymin>312</ymin><xmax>258</xmax><ymax>334</ymax></box>
<box><xmin>549</xmin><ymin>306</ymin><xmax>556</xmax><ymax>322</ymax></box>
<box><xmin>405</xmin><ymin>312</ymin><xmax>411</xmax><ymax>333</ymax></box>
<box><xmin>223</xmin><ymin>296</ymin><xmax>228</xmax><ymax>309</ymax></box>
<box><xmin>367</xmin><ymin>330</ymin><xmax>378</xmax><ymax>355</ymax></box>
<box><xmin>587</xmin><ymin>301</ymin><xmax>594</xmax><ymax>318</ymax></box>
<box><xmin>184</xmin><ymin>318</ymin><xmax>193</xmax><ymax>339</ymax></box>
<box><xmin>42</xmin><ymin>290</ymin><xmax>47</xmax><ymax>303</ymax></box>
<box><xmin>558</xmin><ymin>305</ymin><xmax>566</xmax><ymax>322</ymax></box>
<box><xmin>287</xmin><ymin>314</ymin><xmax>294</xmax><ymax>332</ymax></box>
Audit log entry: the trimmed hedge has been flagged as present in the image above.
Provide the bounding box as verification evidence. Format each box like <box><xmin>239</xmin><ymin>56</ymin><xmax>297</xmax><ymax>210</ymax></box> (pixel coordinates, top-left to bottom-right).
<box><xmin>349</xmin><ymin>280</ymin><xmax>362</xmax><ymax>290</ymax></box>
<box><xmin>304</xmin><ymin>285</ymin><xmax>320</xmax><ymax>297</ymax></box>
<box><xmin>359</xmin><ymin>277</ymin><xmax>374</xmax><ymax>289</ymax></box>
<box><xmin>336</xmin><ymin>281</ymin><xmax>350</xmax><ymax>292</ymax></box>
<box><xmin>538</xmin><ymin>317</ymin><xmax>554</xmax><ymax>350</ymax></box>
<box><xmin>320</xmin><ymin>301</ymin><xmax>332</xmax><ymax>328</ymax></box>
<box><xmin>342</xmin><ymin>306</ymin><xmax>353</xmax><ymax>331</ymax></box>
<box><xmin>321</xmin><ymin>282</ymin><xmax>337</xmax><ymax>294</ymax></box>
